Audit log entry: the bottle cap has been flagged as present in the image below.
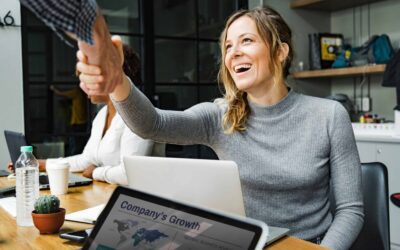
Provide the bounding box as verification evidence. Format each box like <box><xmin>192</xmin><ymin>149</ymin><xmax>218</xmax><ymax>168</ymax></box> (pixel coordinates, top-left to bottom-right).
<box><xmin>20</xmin><ymin>146</ymin><xmax>33</xmax><ymax>152</ymax></box>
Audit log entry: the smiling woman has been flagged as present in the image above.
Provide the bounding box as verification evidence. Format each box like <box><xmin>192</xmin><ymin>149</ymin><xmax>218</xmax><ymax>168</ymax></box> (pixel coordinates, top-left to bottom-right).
<box><xmin>75</xmin><ymin>6</ymin><xmax>364</xmax><ymax>250</ymax></box>
<box><xmin>219</xmin><ymin>8</ymin><xmax>293</xmax><ymax>134</ymax></box>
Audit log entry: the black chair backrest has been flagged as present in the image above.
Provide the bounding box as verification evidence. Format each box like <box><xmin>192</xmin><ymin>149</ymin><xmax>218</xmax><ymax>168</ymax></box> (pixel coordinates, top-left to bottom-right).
<box><xmin>330</xmin><ymin>162</ymin><xmax>390</xmax><ymax>250</ymax></box>
<box><xmin>391</xmin><ymin>193</ymin><xmax>400</xmax><ymax>207</ymax></box>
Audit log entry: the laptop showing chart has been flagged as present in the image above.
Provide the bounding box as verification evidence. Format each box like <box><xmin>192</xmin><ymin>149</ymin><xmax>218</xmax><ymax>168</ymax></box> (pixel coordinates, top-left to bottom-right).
<box><xmin>83</xmin><ymin>186</ymin><xmax>269</xmax><ymax>250</ymax></box>
<box><xmin>123</xmin><ymin>156</ymin><xmax>289</xmax><ymax>245</ymax></box>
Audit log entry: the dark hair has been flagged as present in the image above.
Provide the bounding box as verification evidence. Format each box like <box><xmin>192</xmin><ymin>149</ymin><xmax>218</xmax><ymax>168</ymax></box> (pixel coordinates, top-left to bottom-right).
<box><xmin>122</xmin><ymin>44</ymin><xmax>142</xmax><ymax>86</ymax></box>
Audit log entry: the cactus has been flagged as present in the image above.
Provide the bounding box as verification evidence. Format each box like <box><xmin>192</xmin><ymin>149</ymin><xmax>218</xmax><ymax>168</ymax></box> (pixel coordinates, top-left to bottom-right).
<box><xmin>34</xmin><ymin>195</ymin><xmax>60</xmax><ymax>214</ymax></box>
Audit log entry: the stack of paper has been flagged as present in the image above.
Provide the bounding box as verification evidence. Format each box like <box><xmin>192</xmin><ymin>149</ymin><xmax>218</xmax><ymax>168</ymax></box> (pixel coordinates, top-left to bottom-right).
<box><xmin>0</xmin><ymin>197</ymin><xmax>16</xmax><ymax>217</ymax></box>
<box><xmin>65</xmin><ymin>204</ymin><xmax>106</xmax><ymax>224</ymax></box>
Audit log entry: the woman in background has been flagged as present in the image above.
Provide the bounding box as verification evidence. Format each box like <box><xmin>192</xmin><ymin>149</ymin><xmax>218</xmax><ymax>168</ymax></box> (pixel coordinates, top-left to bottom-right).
<box><xmin>53</xmin><ymin>45</ymin><xmax>153</xmax><ymax>184</ymax></box>
<box><xmin>10</xmin><ymin>45</ymin><xmax>153</xmax><ymax>185</ymax></box>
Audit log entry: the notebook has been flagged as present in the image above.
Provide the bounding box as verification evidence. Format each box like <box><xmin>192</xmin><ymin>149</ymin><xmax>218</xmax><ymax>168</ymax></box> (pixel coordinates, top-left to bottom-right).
<box><xmin>66</xmin><ymin>204</ymin><xmax>106</xmax><ymax>224</ymax></box>
<box><xmin>4</xmin><ymin>130</ymin><xmax>92</xmax><ymax>189</ymax></box>
<box><xmin>0</xmin><ymin>197</ymin><xmax>17</xmax><ymax>217</ymax></box>
<box><xmin>0</xmin><ymin>169</ymin><xmax>10</xmax><ymax>177</ymax></box>
<box><xmin>83</xmin><ymin>186</ymin><xmax>269</xmax><ymax>250</ymax></box>
<box><xmin>123</xmin><ymin>156</ymin><xmax>289</xmax><ymax>245</ymax></box>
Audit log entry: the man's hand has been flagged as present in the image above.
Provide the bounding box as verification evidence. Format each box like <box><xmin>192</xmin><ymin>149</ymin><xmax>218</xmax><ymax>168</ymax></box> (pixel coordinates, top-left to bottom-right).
<box><xmin>82</xmin><ymin>164</ymin><xmax>97</xmax><ymax>179</ymax></box>
<box><xmin>77</xmin><ymin>12</ymin><xmax>124</xmax><ymax>96</ymax></box>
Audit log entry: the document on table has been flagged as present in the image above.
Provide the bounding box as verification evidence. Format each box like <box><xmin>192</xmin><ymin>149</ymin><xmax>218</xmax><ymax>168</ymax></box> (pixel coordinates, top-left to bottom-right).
<box><xmin>65</xmin><ymin>204</ymin><xmax>106</xmax><ymax>224</ymax></box>
<box><xmin>0</xmin><ymin>197</ymin><xmax>16</xmax><ymax>217</ymax></box>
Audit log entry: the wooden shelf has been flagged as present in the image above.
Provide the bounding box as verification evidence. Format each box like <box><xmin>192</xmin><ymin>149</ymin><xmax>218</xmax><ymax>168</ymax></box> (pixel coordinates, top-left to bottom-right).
<box><xmin>290</xmin><ymin>0</ymin><xmax>387</xmax><ymax>11</ymax></box>
<box><xmin>291</xmin><ymin>64</ymin><xmax>386</xmax><ymax>79</ymax></box>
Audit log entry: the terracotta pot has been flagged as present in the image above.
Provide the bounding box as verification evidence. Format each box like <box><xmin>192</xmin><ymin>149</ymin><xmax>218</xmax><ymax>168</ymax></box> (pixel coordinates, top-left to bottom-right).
<box><xmin>31</xmin><ymin>208</ymin><xmax>66</xmax><ymax>234</ymax></box>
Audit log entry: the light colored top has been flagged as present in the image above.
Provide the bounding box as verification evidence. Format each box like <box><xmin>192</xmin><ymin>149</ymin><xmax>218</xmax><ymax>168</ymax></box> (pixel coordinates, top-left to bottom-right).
<box><xmin>113</xmin><ymin>82</ymin><xmax>364</xmax><ymax>250</ymax></box>
<box><xmin>65</xmin><ymin>106</ymin><xmax>154</xmax><ymax>185</ymax></box>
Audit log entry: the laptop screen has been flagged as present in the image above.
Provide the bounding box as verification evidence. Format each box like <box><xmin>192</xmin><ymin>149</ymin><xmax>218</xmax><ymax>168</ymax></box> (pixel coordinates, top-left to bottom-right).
<box><xmin>4</xmin><ymin>130</ymin><xmax>28</xmax><ymax>165</ymax></box>
<box><xmin>83</xmin><ymin>187</ymin><xmax>267</xmax><ymax>250</ymax></box>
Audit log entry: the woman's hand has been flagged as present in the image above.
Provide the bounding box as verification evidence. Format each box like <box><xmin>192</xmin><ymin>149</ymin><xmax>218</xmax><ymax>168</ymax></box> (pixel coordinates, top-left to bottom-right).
<box><xmin>82</xmin><ymin>164</ymin><xmax>97</xmax><ymax>179</ymax></box>
<box><xmin>76</xmin><ymin>50</ymin><xmax>103</xmax><ymax>93</ymax></box>
<box><xmin>7</xmin><ymin>159</ymin><xmax>46</xmax><ymax>172</ymax></box>
<box><xmin>76</xmin><ymin>35</ymin><xmax>131</xmax><ymax>101</ymax></box>
<box><xmin>38</xmin><ymin>159</ymin><xmax>46</xmax><ymax>172</ymax></box>
<box><xmin>7</xmin><ymin>162</ymin><xmax>14</xmax><ymax>173</ymax></box>
<box><xmin>77</xmin><ymin>33</ymin><xmax>124</xmax><ymax>96</ymax></box>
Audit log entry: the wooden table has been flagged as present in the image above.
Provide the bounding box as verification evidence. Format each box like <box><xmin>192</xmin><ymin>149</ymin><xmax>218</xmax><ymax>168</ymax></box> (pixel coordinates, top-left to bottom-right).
<box><xmin>0</xmin><ymin>177</ymin><xmax>326</xmax><ymax>250</ymax></box>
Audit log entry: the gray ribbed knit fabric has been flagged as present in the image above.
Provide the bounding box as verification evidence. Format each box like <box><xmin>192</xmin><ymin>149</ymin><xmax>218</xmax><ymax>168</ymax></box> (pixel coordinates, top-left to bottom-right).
<box><xmin>113</xmin><ymin>83</ymin><xmax>364</xmax><ymax>250</ymax></box>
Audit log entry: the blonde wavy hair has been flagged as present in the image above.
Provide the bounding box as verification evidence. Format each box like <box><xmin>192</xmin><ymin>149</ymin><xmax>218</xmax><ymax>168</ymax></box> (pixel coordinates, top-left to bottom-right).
<box><xmin>218</xmin><ymin>7</ymin><xmax>293</xmax><ymax>134</ymax></box>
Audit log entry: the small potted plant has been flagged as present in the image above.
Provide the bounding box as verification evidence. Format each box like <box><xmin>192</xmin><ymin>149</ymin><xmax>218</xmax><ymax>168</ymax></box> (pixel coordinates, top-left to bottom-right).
<box><xmin>32</xmin><ymin>195</ymin><xmax>66</xmax><ymax>234</ymax></box>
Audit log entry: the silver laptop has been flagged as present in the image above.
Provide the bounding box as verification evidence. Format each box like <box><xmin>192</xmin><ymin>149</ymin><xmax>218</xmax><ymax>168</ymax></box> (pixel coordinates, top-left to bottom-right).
<box><xmin>123</xmin><ymin>156</ymin><xmax>289</xmax><ymax>245</ymax></box>
<box><xmin>38</xmin><ymin>172</ymin><xmax>92</xmax><ymax>189</ymax></box>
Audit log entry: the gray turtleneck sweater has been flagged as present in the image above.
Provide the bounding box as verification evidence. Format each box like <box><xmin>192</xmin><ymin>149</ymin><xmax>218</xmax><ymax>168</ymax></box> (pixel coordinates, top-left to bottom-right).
<box><xmin>114</xmin><ymin>83</ymin><xmax>364</xmax><ymax>250</ymax></box>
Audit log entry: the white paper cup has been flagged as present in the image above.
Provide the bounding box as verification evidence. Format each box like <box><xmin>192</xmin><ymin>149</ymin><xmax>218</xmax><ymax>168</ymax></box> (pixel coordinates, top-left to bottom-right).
<box><xmin>395</xmin><ymin>110</ymin><xmax>400</xmax><ymax>136</ymax></box>
<box><xmin>46</xmin><ymin>159</ymin><xmax>70</xmax><ymax>195</ymax></box>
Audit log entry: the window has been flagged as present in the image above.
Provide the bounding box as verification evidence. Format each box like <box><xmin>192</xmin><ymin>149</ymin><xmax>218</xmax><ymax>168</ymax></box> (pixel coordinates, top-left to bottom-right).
<box><xmin>22</xmin><ymin>12</ymin><xmax>91</xmax><ymax>157</ymax></box>
<box><xmin>21</xmin><ymin>0</ymin><xmax>247</xmax><ymax>159</ymax></box>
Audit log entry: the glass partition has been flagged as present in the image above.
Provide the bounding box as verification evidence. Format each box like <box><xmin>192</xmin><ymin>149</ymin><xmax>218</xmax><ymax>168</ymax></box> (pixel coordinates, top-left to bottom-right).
<box><xmin>98</xmin><ymin>0</ymin><xmax>141</xmax><ymax>34</ymax></box>
<box><xmin>155</xmin><ymin>39</ymin><xmax>196</xmax><ymax>83</ymax></box>
<box><xmin>198</xmin><ymin>0</ymin><xmax>237</xmax><ymax>39</ymax></box>
<box><xmin>154</xmin><ymin>0</ymin><xmax>196</xmax><ymax>37</ymax></box>
<box><xmin>22</xmin><ymin>0</ymin><xmax>247</xmax><ymax>159</ymax></box>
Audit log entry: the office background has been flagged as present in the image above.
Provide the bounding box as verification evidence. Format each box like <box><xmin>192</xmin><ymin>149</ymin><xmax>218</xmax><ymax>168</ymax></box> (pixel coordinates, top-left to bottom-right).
<box><xmin>1</xmin><ymin>0</ymin><xmax>399</xmax><ymax>167</ymax></box>
<box><xmin>1</xmin><ymin>0</ymin><xmax>400</xmax><ymax>248</ymax></box>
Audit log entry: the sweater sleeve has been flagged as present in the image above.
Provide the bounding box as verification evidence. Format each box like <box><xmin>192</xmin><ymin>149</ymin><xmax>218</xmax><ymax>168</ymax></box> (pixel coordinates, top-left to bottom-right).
<box><xmin>92</xmin><ymin>126</ymin><xmax>154</xmax><ymax>185</ymax></box>
<box><xmin>321</xmin><ymin>103</ymin><xmax>364</xmax><ymax>250</ymax></box>
<box><xmin>112</xmin><ymin>80</ymin><xmax>219</xmax><ymax>147</ymax></box>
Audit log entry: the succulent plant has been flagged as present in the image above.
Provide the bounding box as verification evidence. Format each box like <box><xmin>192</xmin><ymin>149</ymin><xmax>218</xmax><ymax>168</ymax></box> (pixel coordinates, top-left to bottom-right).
<box><xmin>34</xmin><ymin>195</ymin><xmax>60</xmax><ymax>214</ymax></box>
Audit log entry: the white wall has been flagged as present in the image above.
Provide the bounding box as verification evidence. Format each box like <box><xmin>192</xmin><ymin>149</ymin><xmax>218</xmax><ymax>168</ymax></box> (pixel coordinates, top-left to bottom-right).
<box><xmin>249</xmin><ymin>0</ymin><xmax>263</xmax><ymax>9</ymax></box>
<box><xmin>251</xmin><ymin>0</ymin><xmax>332</xmax><ymax>97</ymax></box>
<box><xmin>331</xmin><ymin>0</ymin><xmax>400</xmax><ymax>121</ymax></box>
<box><xmin>0</xmin><ymin>0</ymin><xmax>24</xmax><ymax>169</ymax></box>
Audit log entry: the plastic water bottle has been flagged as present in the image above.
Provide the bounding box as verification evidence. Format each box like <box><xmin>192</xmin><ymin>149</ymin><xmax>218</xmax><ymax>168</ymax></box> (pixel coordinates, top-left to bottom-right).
<box><xmin>15</xmin><ymin>146</ymin><xmax>39</xmax><ymax>226</ymax></box>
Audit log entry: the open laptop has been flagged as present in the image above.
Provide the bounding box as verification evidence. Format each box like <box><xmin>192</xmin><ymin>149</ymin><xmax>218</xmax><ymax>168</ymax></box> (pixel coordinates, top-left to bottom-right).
<box><xmin>4</xmin><ymin>130</ymin><xmax>92</xmax><ymax>189</ymax></box>
<box><xmin>123</xmin><ymin>156</ymin><xmax>289</xmax><ymax>245</ymax></box>
<box><xmin>83</xmin><ymin>186</ymin><xmax>269</xmax><ymax>250</ymax></box>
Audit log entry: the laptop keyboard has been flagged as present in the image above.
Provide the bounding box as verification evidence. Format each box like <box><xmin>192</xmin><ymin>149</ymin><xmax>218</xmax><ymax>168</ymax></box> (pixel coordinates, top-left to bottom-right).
<box><xmin>39</xmin><ymin>175</ymin><xmax>49</xmax><ymax>185</ymax></box>
<box><xmin>0</xmin><ymin>186</ymin><xmax>16</xmax><ymax>197</ymax></box>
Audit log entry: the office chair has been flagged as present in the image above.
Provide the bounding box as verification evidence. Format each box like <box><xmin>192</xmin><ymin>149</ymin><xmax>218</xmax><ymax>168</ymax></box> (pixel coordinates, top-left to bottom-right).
<box><xmin>151</xmin><ymin>142</ymin><xmax>166</xmax><ymax>157</ymax></box>
<box><xmin>391</xmin><ymin>193</ymin><xmax>400</xmax><ymax>207</ymax></box>
<box><xmin>330</xmin><ymin>162</ymin><xmax>390</xmax><ymax>250</ymax></box>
